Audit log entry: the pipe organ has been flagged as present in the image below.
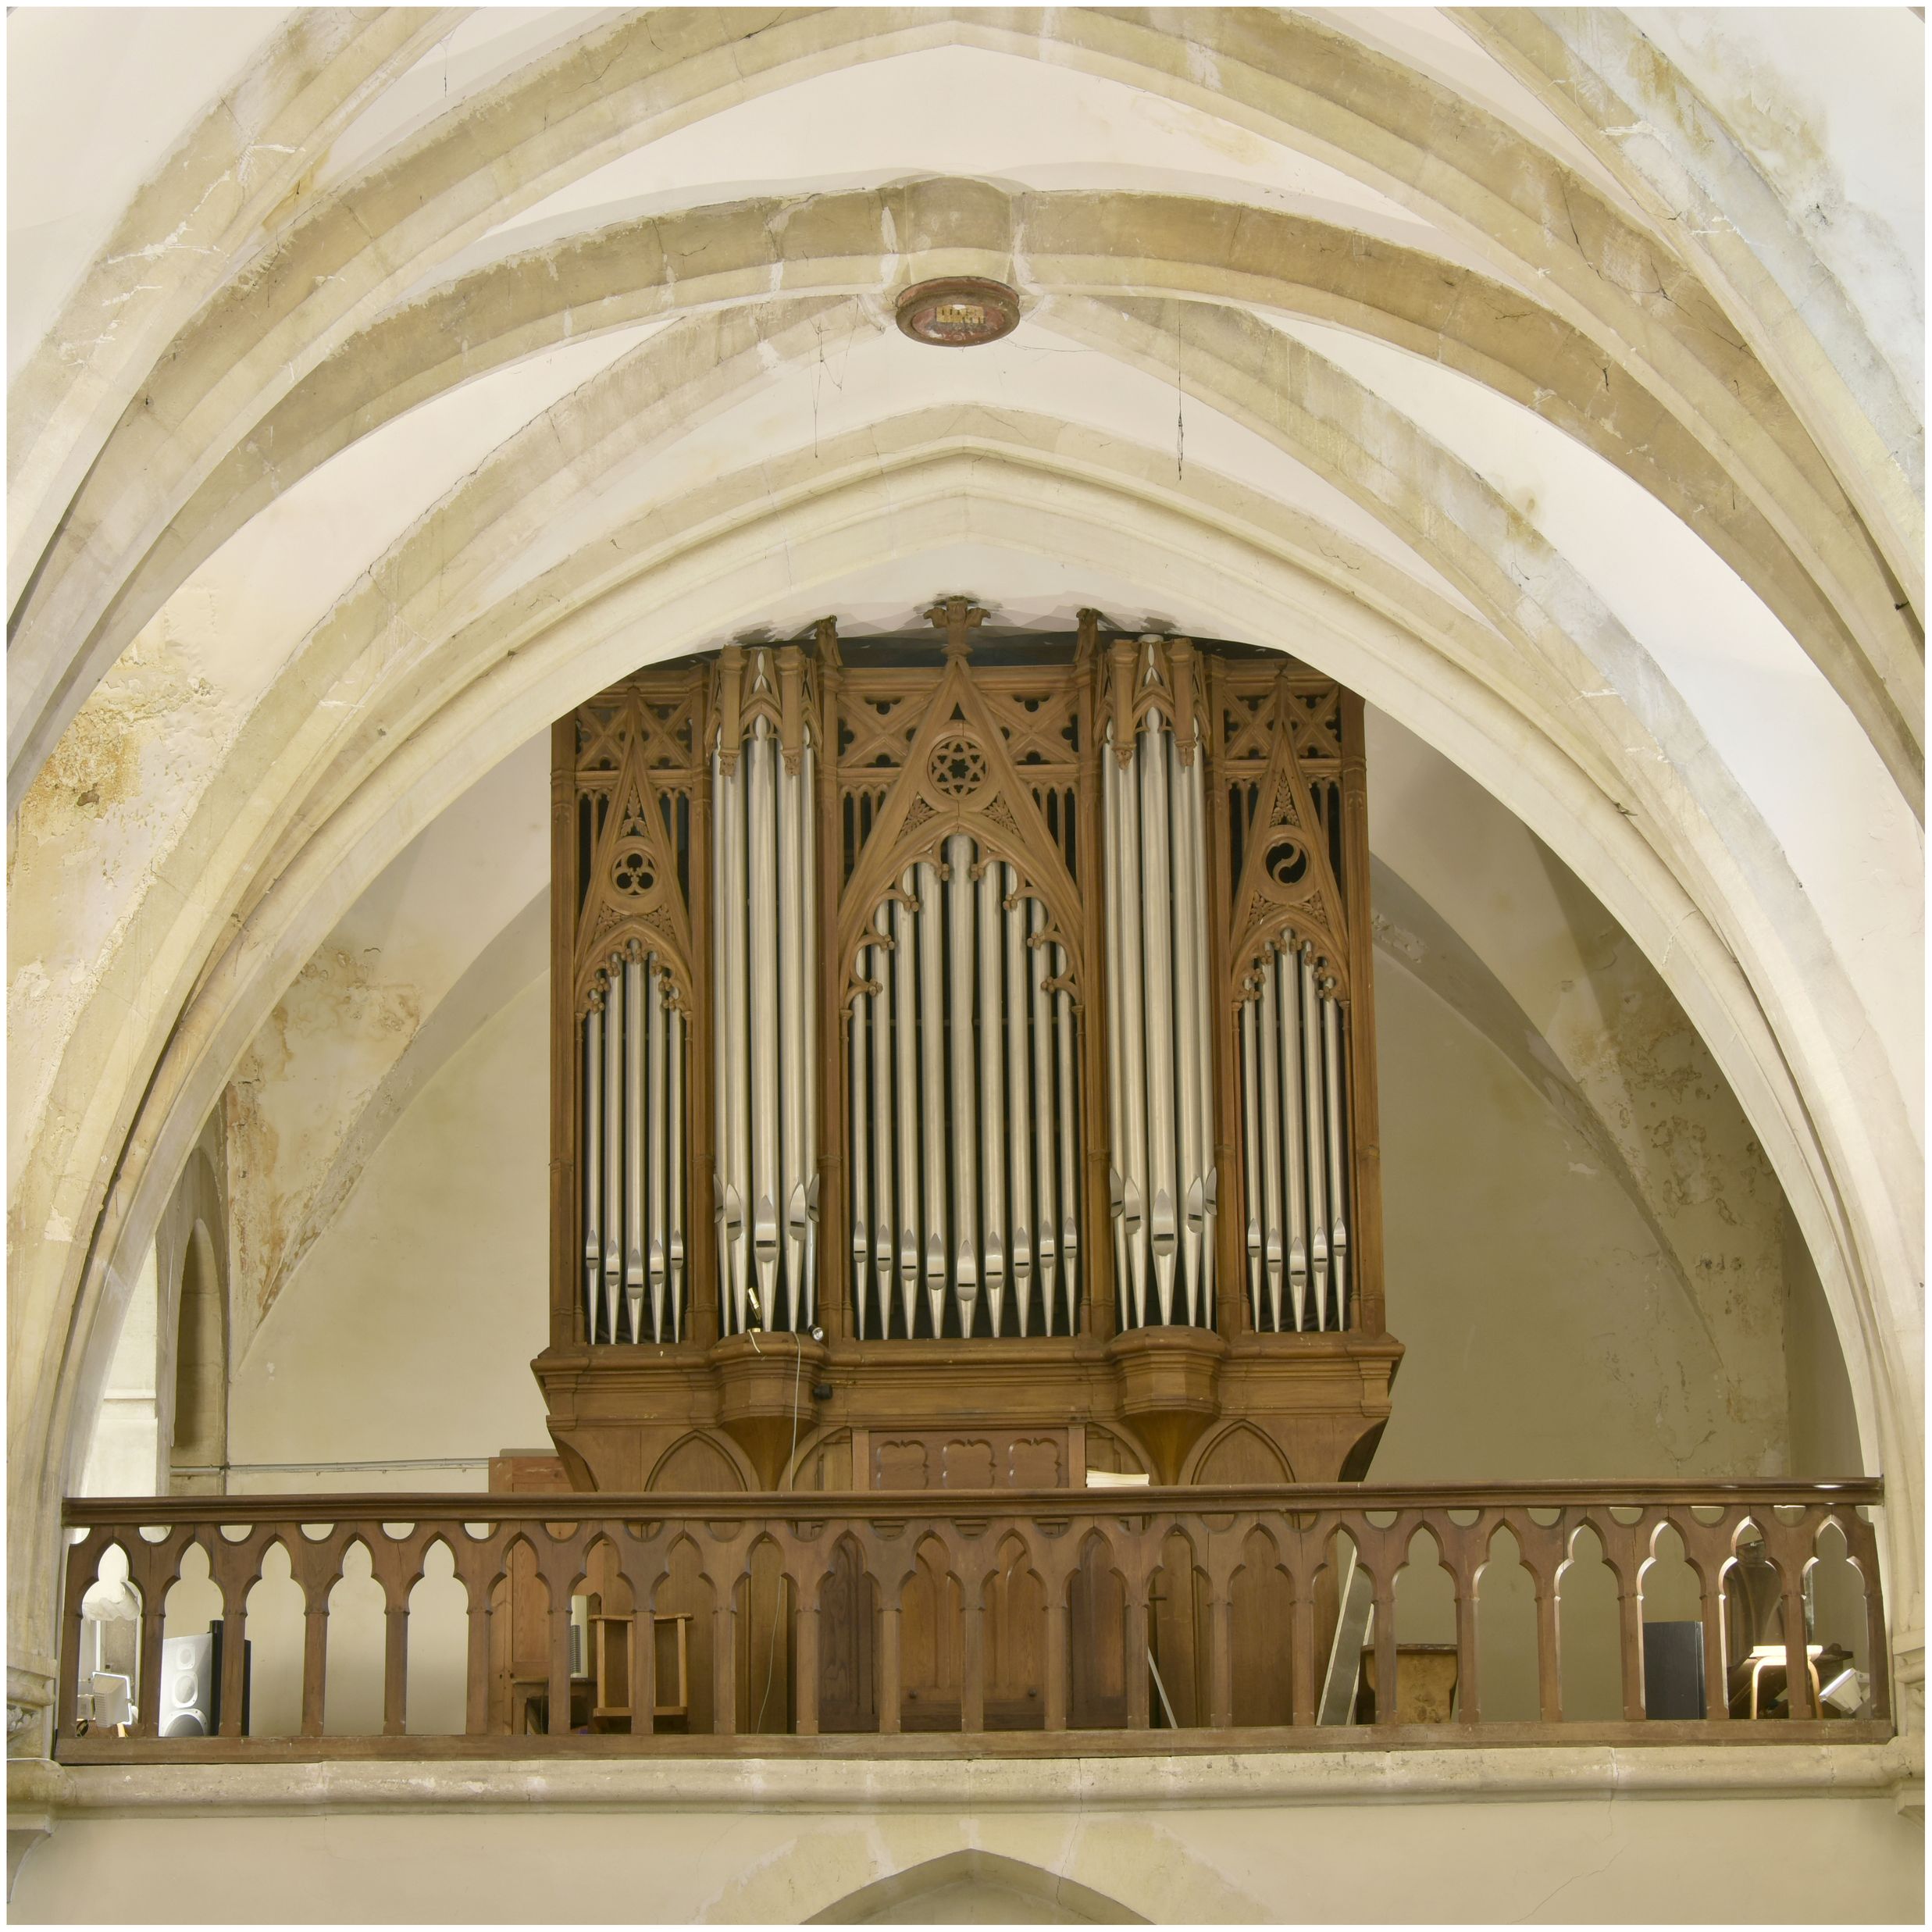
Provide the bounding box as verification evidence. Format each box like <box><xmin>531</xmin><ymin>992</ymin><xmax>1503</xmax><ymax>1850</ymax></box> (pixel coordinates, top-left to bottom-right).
<box><xmin>542</xmin><ymin>608</ymin><xmax>1398</xmax><ymax>1496</ymax></box>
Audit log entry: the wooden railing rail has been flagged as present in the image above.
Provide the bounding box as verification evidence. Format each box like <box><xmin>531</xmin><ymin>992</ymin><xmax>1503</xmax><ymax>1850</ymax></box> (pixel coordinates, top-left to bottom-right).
<box><xmin>56</xmin><ymin>1480</ymin><xmax>1889</xmax><ymax>1760</ymax></box>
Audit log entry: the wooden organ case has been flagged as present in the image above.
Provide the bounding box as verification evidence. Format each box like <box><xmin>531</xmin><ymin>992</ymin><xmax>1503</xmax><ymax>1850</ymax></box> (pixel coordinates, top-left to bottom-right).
<box><xmin>523</xmin><ymin>606</ymin><xmax>1400</xmax><ymax>1732</ymax></box>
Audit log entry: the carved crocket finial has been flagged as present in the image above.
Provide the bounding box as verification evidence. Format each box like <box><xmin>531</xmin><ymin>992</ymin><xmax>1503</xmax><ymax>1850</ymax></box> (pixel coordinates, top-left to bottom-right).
<box><xmin>926</xmin><ymin>597</ymin><xmax>987</xmax><ymax>661</ymax></box>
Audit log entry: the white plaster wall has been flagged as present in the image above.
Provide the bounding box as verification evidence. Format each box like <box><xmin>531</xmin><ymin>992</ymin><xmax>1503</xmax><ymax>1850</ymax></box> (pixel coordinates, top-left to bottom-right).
<box><xmin>11</xmin><ymin>1771</ymin><xmax>1922</xmax><ymax>1923</ymax></box>
<box><xmin>226</xmin><ymin>975</ymin><xmax>551</xmax><ymax>1486</ymax></box>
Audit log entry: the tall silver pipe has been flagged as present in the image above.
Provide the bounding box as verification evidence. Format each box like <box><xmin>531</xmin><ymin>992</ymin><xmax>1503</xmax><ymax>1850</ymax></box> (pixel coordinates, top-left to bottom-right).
<box><xmin>625</xmin><ymin>955</ymin><xmax>646</xmax><ymax>1343</ymax></box>
<box><xmin>1323</xmin><ymin>993</ymin><xmax>1349</xmax><ymax>1328</ymax></box>
<box><xmin>1054</xmin><ymin>945</ymin><xmax>1080</xmax><ymax>1338</ymax></box>
<box><xmin>871</xmin><ymin>924</ymin><xmax>895</xmax><ymax>1338</ymax></box>
<box><xmin>666</xmin><ymin>1001</ymin><xmax>684</xmax><ymax>1342</ymax></box>
<box><xmin>711</xmin><ymin>749</ymin><xmax>731</xmax><ymax>1330</ymax></box>
<box><xmin>602</xmin><ymin>954</ymin><xmax>623</xmax><ymax>1347</ymax></box>
<box><xmin>1003</xmin><ymin>868</ymin><xmax>1034</xmax><ymax>1338</ymax></box>
<box><xmin>1113</xmin><ymin>745</ymin><xmax>1150</xmax><ymax>1328</ymax></box>
<box><xmin>1099</xmin><ymin>743</ymin><xmax>1128</xmax><ymax>1324</ymax></box>
<box><xmin>645</xmin><ymin>957</ymin><xmax>667</xmax><ymax>1343</ymax></box>
<box><xmin>916</xmin><ymin>859</ymin><xmax>947</xmax><ymax>1335</ymax></box>
<box><xmin>778</xmin><ymin>741</ymin><xmax>807</xmax><ymax>1330</ymax></box>
<box><xmin>583</xmin><ymin>1003</ymin><xmax>604</xmax><ymax>1342</ymax></box>
<box><xmin>1299</xmin><ymin>945</ymin><xmax>1329</xmax><ymax>1331</ymax></box>
<box><xmin>1138</xmin><ymin>716</ymin><xmax>1178</xmax><ymax>1325</ymax></box>
<box><xmin>747</xmin><ymin>723</ymin><xmax>780</xmax><ymax>1328</ymax></box>
<box><xmin>1169</xmin><ymin>733</ymin><xmax>1205</xmax><ymax>1327</ymax></box>
<box><xmin>1239</xmin><ymin>993</ymin><xmax>1264</xmax><ymax>1329</ymax></box>
<box><xmin>1184</xmin><ymin>753</ymin><xmax>1217</xmax><ymax>1328</ymax></box>
<box><xmin>719</xmin><ymin>749</ymin><xmax>750</xmax><ymax>1334</ymax></box>
<box><xmin>976</xmin><ymin>856</ymin><xmax>1006</xmax><ymax>1335</ymax></box>
<box><xmin>893</xmin><ymin>878</ymin><xmax>921</xmax><ymax>1338</ymax></box>
<box><xmin>800</xmin><ymin>740</ymin><xmax>819</xmax><ymax>1331</ymax></box>
<box><xmin>1278</xmin><ymin>943</ymin><xmax>1308</xmax><ymax>1332</ymax></box>
<box><xmin>946</xmin><ymin>836</ymin><xmax>979</xmax><ymax>1332</ymax></box>
<box><xmin>850</xmin><ymin>954</ymin><xmax>871</xmax><ymax>1338</ymax></box>
<box><xmin>1256</xmin><ymin>951</ymin><xmax>1285</xmax><ymax>1333</ymax></box>
<box><xmin>1028</xmin><ymin>897</ymin><xmax>1059</xmax><ymax>1331</ymax></box>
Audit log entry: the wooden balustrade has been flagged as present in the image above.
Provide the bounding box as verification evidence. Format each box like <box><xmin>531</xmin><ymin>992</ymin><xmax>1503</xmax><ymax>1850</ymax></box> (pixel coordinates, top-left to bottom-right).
<box><xmin>55</xmin><ymin>1479</ymin><xmax>1889</xmax><ymax>1761</ymax></box>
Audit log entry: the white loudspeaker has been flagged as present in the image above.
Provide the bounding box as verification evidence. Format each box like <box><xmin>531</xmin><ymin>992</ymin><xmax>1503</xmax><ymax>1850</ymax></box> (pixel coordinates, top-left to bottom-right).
<box><xmin>159</xmin><ymin>1631</ymin><xmax>216</xmax><ymax>1738</ymax></box>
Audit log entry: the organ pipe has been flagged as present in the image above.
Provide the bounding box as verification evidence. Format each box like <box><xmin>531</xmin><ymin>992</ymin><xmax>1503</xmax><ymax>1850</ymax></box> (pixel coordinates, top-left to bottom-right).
<box><xmin>1030</xmin><ymin>897</ymin><xmax>1060</xmax><ymax>1325</ymax></box>
<box><xmin>1323</xmin><ymin>989</ymin><xmax>1349</xmax><ymax>1326</ymax></box>
<box><xmin>602</xmin><ymin>955</ymin><xmax>623</xmax><ymax>1343</ymax></box>
<box><xmin>578</xmin><ymin>948</ymin><xmax>686</xmax><ymax>1345</ymax></box>
<box><xmin>1102</xmin><ymin>646</ymin><xmax>1216</xmax><ymax>1331</ymax></box>
<box><xmin>893</xmin><ymin>879</ymin><xmax>920</xmax><ymax>1338</ymax></box>
<box><xmin>625</xmin><ymin>954</ymin><xmax>645</xmax><ymax>1342</ymax></box>
<box><xmin>1003</xmin><ymin>868</ymin><xmax>1033</xmax><ymax>1335</ymax></box>
<box><xmin>711</xmin><ymin>653</ymin><xmax>818</xmax><ymax>1335</ymax></box>
<box><xmin>916</xmin><ymin>858</ymin><xmax>947</xmax><ymax>1337</ymax></box>
<box><xmin>844</xmin><ymin>845</ymin><xmax>1080</xmax><ymax>1338</ymax></box>
<box><xmin>946</xmin><ymin>836</ymin><xmax>979</xmax><ymax>1332</ymax></box>
<box><xmin>850</xmin><ymin>951</ymin><xmax>871</xmax><ymax>1336</ymax></box>
<box><xmin>583</xmin><ymin>1001</ymin><xmax>603</xmax><ymax>1342</ymax></box>
<box><xmin>1236</xmin><ymin>935</ymin><xmax>1352</xmax><ymax>1334</ymax></box>
<box><xmin>1300</xmin><ymin>944</ymin><xmax>1329</xmax><ymax>1331</ymax></box>
<box><xmin>977</xmin><ymin>857</ymin><xmax>1007</xmax><ymax>1335</ymax></box>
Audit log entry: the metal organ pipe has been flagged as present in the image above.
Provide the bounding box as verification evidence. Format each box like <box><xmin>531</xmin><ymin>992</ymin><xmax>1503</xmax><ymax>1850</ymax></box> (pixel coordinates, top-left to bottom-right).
<box><xmin>916</xmin><ymin>859</ymin><xmax>947</xmax><ymax>1336</ymax></box>
<box><xmin>1236</xmin><ymin>929</ymin><xmax>1351</xmax><ymax>1334</ymax></box>
<box><xmin>870</xmin><ymin>922</ymin><xmax>894</xmax><ymax>1340</ymax></box>
<box><xmin>1109</xmin><ymin>738</ymin><xmax>1150</xmax><ymax>1328</ymax></box>
<box><xmin>1103</xmin><ymin>660</ymin><xmax>1217</xmax><ymax>1331</ymax></box>
<box><xmin>1322</xmin><ymin>989</ymin><xmax>1349</xmax><ymax>1326</ymax></box>
<box><xmin>710</xmin><ymin>665</ymin><xmax>818</xmax><ymax>1337</ymax></box>
<box><xmin>977</xmin><ymin>858</ymin><xmax>1006</xmax><ymax>1335</ymax></box>
<box><xmin>602</xmin><ymin>954</ymin><xmax>623</xmax><ymax>1346</ymax></box>
<box><xmin>716</xmin><ymin>743</ymin><xmax>749</xmax><ymax>1332</ymax></box>
<box><xmin>1138</xmin><ymin>711</ymin><xmax>1179</xmax><ymax>1326</ymax></box>
<box><xmin>778</xmin><ymin>724</ymin><xmax>807</xmax><ymax>1330</ymax></box>
<box><xmin>1299</xmin><ymin>945</ymin><xmax>1329</xmax><ymax>1331</ymax></box>
<box><xmin>946</xmin><ymin>836</ymin><xmax>979</xmax><ymax>1333</ymax></box>
<box><xmin>1029</xmin><ymin>896</ymin><xmax>1060</xmax><ymax>1327</ymax></box>
<box><xmin>849</xmin><ymin>951</ymin><xmax>871</xmax><ymax>1336</ymax></box>
<box><xmin>583</xmin><ymin>1002</ymin><xmax>604</xmax><ymax>1342</ymax></box>
<box><xmin>1003</xmin><ymin>868</ymin><xmax>1033</xmax><ymax>1336</ymax></box>
<box><xmin>1277</xmin><ymin>945</ymin><xmax>1307</xmax><ymax>1332</ymax></box>
<box><xmin>1053</xmin><ymin>943</ymin><xmax>1080</xmax><ymax>1336</ymax></box>
<box><xmin>893</xmin><ymin>878</ymin><xmax>921</xmax><ymax>1338</ymax></box>
<box><xmin>625</xmin><ymin>954</ymin><xmax>645</xmax><ymax>1343</ymax></box>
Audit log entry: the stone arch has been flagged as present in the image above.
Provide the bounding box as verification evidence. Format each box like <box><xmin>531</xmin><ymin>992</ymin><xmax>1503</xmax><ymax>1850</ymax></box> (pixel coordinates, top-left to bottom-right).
<box><xmin>808</xmin><ymin>1849</ymin><xmax>1146</xmax><ymax>1924</ymax></box>
<box><xmin>12</xmin><ymin>418</ymin><xmax>1918</xmax><ymax>1705</ymax></box>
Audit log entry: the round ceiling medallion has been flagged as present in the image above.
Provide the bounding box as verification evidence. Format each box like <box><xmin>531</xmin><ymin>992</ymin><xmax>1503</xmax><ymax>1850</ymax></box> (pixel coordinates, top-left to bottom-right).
<box><xmin>895</xmin><ymin>277</ymin><xmax>1020</xmax><ymax>348</ymax></box>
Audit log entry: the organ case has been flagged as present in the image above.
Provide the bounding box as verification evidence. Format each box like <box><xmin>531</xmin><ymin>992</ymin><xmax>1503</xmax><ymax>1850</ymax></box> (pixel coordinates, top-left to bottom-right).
<box><xmin>536</xmin><ymin>608</ymin><xmax>1399</xmax><ymax>1494</ymax></box>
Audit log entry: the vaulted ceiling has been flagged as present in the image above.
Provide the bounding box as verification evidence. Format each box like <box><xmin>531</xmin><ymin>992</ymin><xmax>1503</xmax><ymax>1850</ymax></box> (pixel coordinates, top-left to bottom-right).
<box><xmin>8</xmin><ymin>7</ymin><xmax>1922</xmax><ymax>1686</ymax></box>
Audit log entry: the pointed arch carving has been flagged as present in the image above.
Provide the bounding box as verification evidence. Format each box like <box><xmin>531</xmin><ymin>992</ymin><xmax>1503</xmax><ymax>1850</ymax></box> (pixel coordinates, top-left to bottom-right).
<box><xmin>573</xmin><ymin>690</ymin><xmax>696</xmax><ymax>1015</ymax></box>
<box><xmin>1226</xmin><ymin>671</ymin><xmax>1351</xmax><ymax>1003</ymax></box>
<box><xmin>836</xmin><ymin>646</ymin><xmax>1085</xmax><ymax>1007</ymax></box>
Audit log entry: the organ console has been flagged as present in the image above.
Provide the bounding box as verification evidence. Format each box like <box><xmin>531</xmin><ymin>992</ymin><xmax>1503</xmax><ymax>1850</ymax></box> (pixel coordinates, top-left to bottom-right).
<box><xmin>535</xmin><ymin>605</ymin><xmax>1399</xmax><ymax>1499</ymax></box>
